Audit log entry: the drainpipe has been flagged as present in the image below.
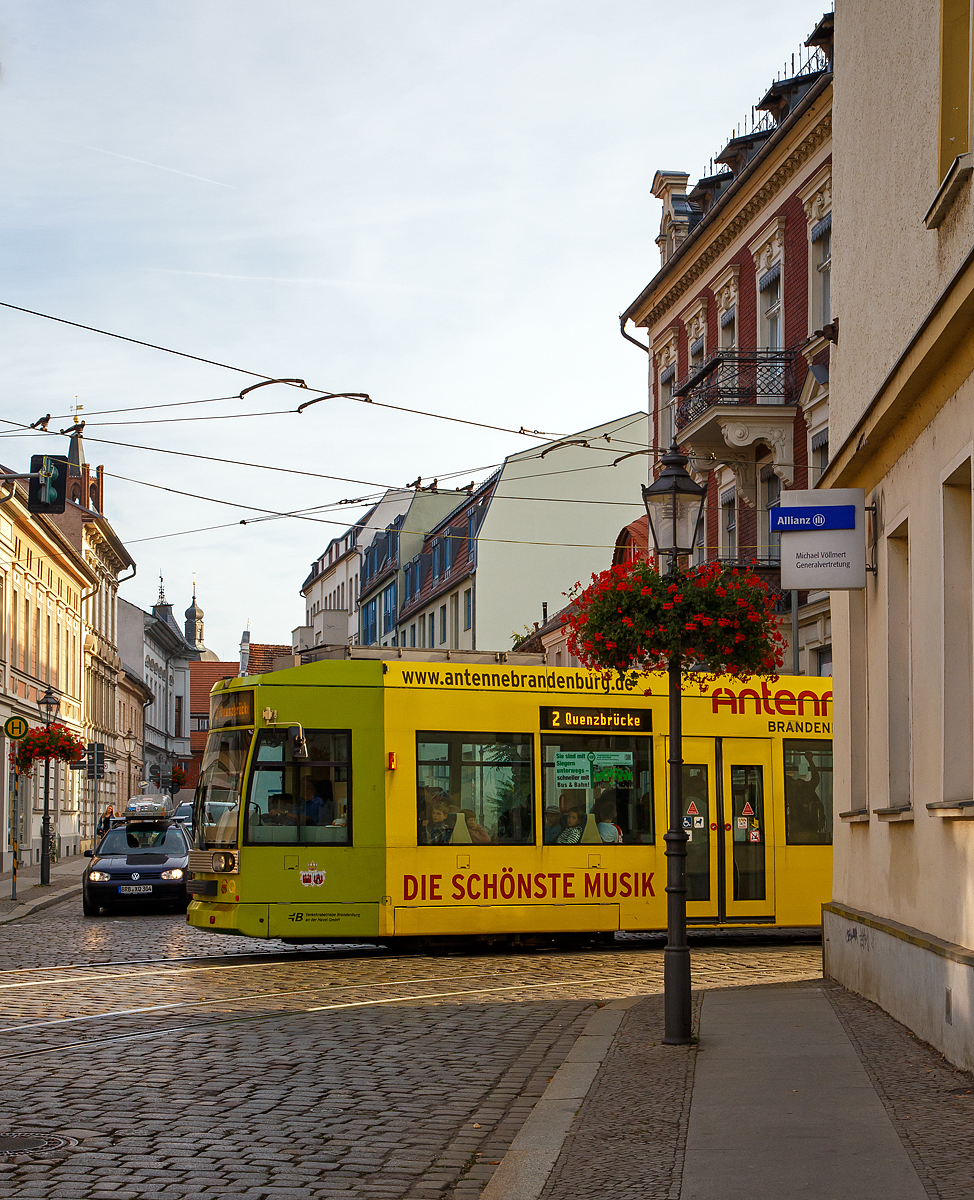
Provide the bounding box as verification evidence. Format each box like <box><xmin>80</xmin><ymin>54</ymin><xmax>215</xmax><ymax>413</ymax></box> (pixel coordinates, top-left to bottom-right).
<box><xmin>619</xmin><ymin>315</ymin><xmax>651</xmax><ymax>354</ymax></box>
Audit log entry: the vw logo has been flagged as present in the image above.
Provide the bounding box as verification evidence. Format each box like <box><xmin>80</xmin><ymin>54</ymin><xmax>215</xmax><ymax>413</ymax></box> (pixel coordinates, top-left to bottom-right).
<box><xmin>813</xmin><ymin>513</ymin><xmax>826</xmax><ymax>527</ymax></box>
<box><xmin>131</xmin><ymin>873</ymin><xmax>140</xmax><ymax>880</ymax></box>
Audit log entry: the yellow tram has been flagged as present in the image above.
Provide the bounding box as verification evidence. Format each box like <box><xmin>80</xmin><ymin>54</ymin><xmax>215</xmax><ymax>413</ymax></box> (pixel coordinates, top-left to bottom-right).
<box><xmin>186</xmin><ymin>652</ymin><xmax>833</xmax><ymax>943</ymax></box>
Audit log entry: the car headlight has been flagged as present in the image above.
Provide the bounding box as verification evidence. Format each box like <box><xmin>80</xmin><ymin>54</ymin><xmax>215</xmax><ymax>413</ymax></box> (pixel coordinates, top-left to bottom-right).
<box><xmin>161</xmin><ymin>868</ymin><xmax>184</xmax><ymax>880</ymax></box>
<box><xmin>211</xmin><ymin>852</ymin><xmax>236</xmax><ymax>872</ymax></box>
<box><xmin>88</xmin><ymin>870</ymin><xmax>110</xmax><ymax>882</ymax></box>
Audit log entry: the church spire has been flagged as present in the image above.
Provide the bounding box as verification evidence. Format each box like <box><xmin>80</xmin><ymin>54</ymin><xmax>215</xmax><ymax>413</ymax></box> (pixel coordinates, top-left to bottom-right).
<box><xmin>184</xmin><ymin>581</ymin><xmax>205</xmax><ymax>651</ymax></box>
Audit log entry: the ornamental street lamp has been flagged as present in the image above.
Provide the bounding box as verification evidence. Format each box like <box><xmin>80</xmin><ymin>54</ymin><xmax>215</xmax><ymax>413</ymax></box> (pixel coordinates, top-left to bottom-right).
<box><xmin>121</xmin><ymin>730</ymin><xmax>136</xmax><ymax>808</ymax></box>
<box><xmin>642</xmin><ymin>442</ymin><xmax>707</xmax><ymax>1045</ymax></box>
<box><xmin>38</xmin><ymin>686</ymin><xmax>61</xmax><ymax>887</ymax></box>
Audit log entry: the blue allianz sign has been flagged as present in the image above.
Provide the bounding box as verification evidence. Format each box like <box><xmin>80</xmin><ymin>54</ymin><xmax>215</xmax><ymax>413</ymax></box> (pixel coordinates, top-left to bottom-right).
<box><xmin>770</xmin><ymin>505</ymin><xmax>856</xmax><ymax>532</ymax></box>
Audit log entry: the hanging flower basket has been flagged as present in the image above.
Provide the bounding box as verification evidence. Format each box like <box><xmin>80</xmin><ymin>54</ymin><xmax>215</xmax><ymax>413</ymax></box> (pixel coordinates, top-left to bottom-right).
<box><xmin>171</xmin><ymin>766</ymin><xmax>187</xmax><ymax>795</ymax></box>
<box><xmin>8</xmin><ymin>724</ymin><xmax>86</xmax><ymax>778</ymax></box>
<box><xmin>564</xmin><ymin>558</ymin><xmax>786</xmax><ymax>688</ymax></box>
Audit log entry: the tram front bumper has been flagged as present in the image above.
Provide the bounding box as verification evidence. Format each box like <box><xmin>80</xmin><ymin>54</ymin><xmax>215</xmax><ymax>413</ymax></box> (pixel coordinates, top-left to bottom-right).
<box><xmin>187</xmin><ymin>900</ymin><xmax>270</xmax><ymax>936</ymax></box>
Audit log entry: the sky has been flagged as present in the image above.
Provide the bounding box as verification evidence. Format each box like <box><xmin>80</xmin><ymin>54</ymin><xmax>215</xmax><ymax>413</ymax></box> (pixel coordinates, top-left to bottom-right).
<box><xmin>0</xmin><ymin>1</ymin><xmax>827</xmax><ymax>659</ymax></box>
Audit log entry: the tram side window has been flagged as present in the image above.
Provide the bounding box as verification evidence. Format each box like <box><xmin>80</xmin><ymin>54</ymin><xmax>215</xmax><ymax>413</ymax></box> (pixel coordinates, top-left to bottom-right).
<box><xmin>416</xmin><ymin>731</ymin><xmax>534</xmax><ymax>845</ymax></box>
<box><xmin>540</xmin><ymin>735</ymin><xmax>653</xmax><ymax>845</ymax></box>
<box><xmin>784</xmin><ymin>739</ymin><xmax>833</xmax><ymax>845</ymax></box>
<box><xmin>245</xmin><ymin>729</ymin><xmax>351</xmax><ymax>845</ymax></box>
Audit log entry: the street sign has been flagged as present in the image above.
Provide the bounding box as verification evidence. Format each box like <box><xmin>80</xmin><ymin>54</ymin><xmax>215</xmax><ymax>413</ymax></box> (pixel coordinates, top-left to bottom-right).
<box><xmin>777</xmin><ymin>488</ymin><xmax>867</xmax><ymax>589</ymax></box>
<box><xmin>3</xmin><ymin>716</ymin><xmax>28</xmax><ymax>740</ymax></box>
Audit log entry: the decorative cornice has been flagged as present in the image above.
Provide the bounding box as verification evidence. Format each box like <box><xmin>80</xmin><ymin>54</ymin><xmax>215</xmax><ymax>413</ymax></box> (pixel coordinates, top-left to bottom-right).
<box><xmin>652</xmin><ymin>326</ymin><xmax>679</xmax><ymax>370</ymax></box>
<box><xmin>681</xmin><ymin>295</ymin><xmax>709</xmax><ymax>346</ymax></box>
<box><xmin>799</xmin><ymin>162</ymin><xmax>832</xmax><ymax>224</ymax></box>
<box><xmin>710</xmin><ymin>263</ymin><xmax>740</xmax><ymax>317</ymax></box>
<box><xmin>633</xmin><ymin>112</ymin><xmax>831</xmax><ymax>330</ymax></box>
<box><xmin>749</xmin><ymin>215</ymin><xmax>787</xmax><ymax>276</ymax></box>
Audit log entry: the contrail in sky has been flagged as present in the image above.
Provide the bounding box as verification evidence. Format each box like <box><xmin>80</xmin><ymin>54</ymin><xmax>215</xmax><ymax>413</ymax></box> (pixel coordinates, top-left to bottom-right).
<box><xmin>79</xmin><ymin>143</ymin><xmax>235</xmax><ymax>188</ymax></box>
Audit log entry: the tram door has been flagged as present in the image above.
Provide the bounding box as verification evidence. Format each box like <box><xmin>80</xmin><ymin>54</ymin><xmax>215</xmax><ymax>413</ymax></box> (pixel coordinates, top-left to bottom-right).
<box><xmin>662</xmin><ymin>737</ymin><xmax>720</xmax><ymax>922</ymax></box>
<box><xmin>664</xmin><ymin>737</ymin><xmax>775</xmax><ymax>923</ymax></box>
<box><xmin>720</xmin><ymin>738</ymin><xmax>775</xmax><ymax>922</ymax></box>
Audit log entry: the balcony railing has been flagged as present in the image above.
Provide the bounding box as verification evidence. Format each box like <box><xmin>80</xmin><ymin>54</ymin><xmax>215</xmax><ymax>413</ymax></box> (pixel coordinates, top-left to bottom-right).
<box><xmin>674</xmin><ymin>349</ymin><xmax>797</xmax><ymax>430</ymax></box>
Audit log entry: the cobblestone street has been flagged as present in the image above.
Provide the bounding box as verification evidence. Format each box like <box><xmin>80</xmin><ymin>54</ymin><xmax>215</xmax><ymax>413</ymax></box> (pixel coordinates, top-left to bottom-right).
<box><xmin>0</xmin><ymin>899</ymin><xmax>822</xmax><ymax>1198</ymax></box>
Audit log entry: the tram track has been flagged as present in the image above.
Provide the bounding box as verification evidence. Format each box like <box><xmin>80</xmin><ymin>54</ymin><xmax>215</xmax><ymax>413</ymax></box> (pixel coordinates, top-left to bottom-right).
<box><xmin>0</xmin><ymin>964</ymin><xmax>611</xmax><ymax>1031</ymax></box>
<box><xmin>0</xmin><ymin>943</ymin><xmax>823</xmax><ymax>1062</ymax></box>
<box><xmin>0</xmin><ymin>970</ymin><xmax>657</xmax><ymax>1060</ymax></box>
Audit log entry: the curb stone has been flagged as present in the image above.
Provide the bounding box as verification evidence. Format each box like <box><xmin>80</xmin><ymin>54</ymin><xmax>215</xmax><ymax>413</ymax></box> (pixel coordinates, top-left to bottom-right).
<box><xmin>0</xmin><ymin>884</ymin><xmax>82</xmax><ymax>925</ymax></box>
<box><xmin>480</xmin><ymin>995</ymin><xmax>644</xmax><ymax>1200</ymax></box>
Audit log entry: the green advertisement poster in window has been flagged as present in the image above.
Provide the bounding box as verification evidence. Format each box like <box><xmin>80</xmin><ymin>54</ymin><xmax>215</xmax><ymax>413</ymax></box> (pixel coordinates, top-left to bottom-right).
<box><xmin>554</xmin><ymin>751</ymin><xmax>633</xmax><ymax>789</ymax></box>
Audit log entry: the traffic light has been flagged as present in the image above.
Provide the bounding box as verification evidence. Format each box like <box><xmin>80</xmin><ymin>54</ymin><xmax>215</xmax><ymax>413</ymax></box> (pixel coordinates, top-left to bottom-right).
<box><xmin>85</xmin><ymin>742</ymin><xmax>105</xmax><ymax>780</ymax></box>
<box><xmin>27</xmin><ymin>455</ymin><xmax>68</xmax><ymax>514</ymax></box>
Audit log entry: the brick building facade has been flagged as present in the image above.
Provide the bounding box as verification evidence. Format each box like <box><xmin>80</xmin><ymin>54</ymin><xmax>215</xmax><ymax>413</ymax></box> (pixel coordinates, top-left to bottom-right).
<box><xmin>620</xmin><ymin>13</ymin><xmax>834</xmax><ymax>675</ymax></box>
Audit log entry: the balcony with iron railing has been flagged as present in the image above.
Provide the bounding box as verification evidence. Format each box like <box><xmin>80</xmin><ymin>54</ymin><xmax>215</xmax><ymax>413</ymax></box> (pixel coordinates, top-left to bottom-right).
<box><xmin>674</xmin><ymin>348</ymin><xmax>797</xmax><ymax>431</ymax></box>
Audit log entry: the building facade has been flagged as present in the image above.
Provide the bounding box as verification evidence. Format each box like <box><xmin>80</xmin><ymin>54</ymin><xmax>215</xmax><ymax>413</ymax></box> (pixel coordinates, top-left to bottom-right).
<box><xmin>620</xmin><ymin>15</ymin><xmax>834</xmax><ymax>676</ymax></box>
<box><xmin>49</xmin><ymin>438</ymin><xmax>134</xmax><ymax>834</ymax></box>
<box><xmin>116</xmin><ymin>666</ymin><xmax>152</xmax><ymax>805</ymax></box>
<box><xmin>395</xmin><ymin>414</ymin><xmax>651</xmax><ymax>653</ymax></box>
<box><xmin>297</xmin><ymin>490</ymin><xmax>415</xmax><ymax>650</ymax></box>
<box><xmin>118</xmin><ymin>587</ymin><xmax>198</xmax><ymax>794</ymax></box>
<box><xmin>821</xmin><ymin>0</ymin><xmax>974</xmax><ymax>1070</ymax></box>
<box><xmin>0</xmin><ymin>477</ymin><xmax>96</xmax><ymax>865</ymax></box>
<box><xmin>358</xmin><ymin>489</ymin><xmax>473</xmax><ymax>648</ymax></box>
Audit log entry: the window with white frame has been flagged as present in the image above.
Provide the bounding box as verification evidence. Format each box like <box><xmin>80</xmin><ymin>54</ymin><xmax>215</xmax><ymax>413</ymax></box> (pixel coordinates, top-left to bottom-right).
<box><xmin>763</xmin><ymin>469</ymin><xmax>781</xmax><ymax>563</ymax></box>
<box><xmin>721</xmin><ymin>491</ymin><xmax>737</xmax><ymax>559</ymax></box>
<box><xmin>811</xmin><ymin>429</ymin><xmax>829</xmax><ymax>483</ymax></box>
<box><xmin>659</xmin><ymin>365</ymin><xmax>676</xmax><ymax>447</ymax></box>
<box><xmin>720</xmin><ymin>307</ymin><xmax>736</xmax><ymax>350</ymax></box>
<box><xmin>759</xmin><ymin>266</ymin><xmax>781</xmax><ymax>351</ymax></box>
<box><xmin>811</xmin><ymin>215</ymin><xmax>831</xmax><ymax>330</ymax></box>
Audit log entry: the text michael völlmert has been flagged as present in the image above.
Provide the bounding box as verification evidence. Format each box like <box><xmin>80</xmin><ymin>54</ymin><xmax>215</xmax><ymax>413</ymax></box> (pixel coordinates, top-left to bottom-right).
<box><xmin>794</xmin><ymin>551</ymin><xmax>852</xmax><ymax>569</ymax></box>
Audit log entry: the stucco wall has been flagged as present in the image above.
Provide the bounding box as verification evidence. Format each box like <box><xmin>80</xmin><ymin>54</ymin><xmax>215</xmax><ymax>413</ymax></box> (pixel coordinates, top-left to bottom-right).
<box><xmin>824</xmin><ymin>905</ymin><xmax>974</xmax><ymax>1071</ymax></box>
<box><xmin>829</xmin><ymin>0</ymin><xmax>974</xmax><ymax>450</ymax></box>
<box><xmin>474</xmin><ymin>414</ymin><xmax>649</xmax><ymax>653</ymax></box>
<box><xmin>830</xmin><ymin>384</ymin><xmax>974</xmax><ymax>950</ymax></box>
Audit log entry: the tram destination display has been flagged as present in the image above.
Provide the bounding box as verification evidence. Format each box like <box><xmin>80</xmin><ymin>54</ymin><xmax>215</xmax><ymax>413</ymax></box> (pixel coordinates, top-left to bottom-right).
<box><xmin>540</xmin><ymin>705</ymin><xmax>651</xmax><ymax>732</ymax></box>
<box><xmin>210</xmin><ymin>689</ymin><xmax>255</xmax><ymax>729</ymax></box>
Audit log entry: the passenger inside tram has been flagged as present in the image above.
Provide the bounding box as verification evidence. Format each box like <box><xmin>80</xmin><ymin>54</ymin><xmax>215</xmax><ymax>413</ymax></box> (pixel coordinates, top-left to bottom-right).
<box><xmin>555</xmin><ymin>807</ymin><xmax>584</xmax><ymax>844</ymax></box>
<box><xmin>595</xmin><ymin>795</ymin><xmax>624</xmax><ymax>843</ymax></box>
<box><xmin>543</xmin><ymin>806</ymin><xmax>563</xmax><ymax>843</ymax></box>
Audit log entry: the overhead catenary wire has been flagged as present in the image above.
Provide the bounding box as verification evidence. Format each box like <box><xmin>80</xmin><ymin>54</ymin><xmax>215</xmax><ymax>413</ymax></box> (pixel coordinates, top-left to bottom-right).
<box><xmin>0</xmin><ymin>300</ymin><xmax>563</xmax><ymax>441</ymax></box>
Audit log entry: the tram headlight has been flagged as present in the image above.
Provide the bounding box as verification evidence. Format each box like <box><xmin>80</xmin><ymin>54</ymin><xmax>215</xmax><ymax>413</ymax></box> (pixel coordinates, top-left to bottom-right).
<box><xmin>211</xmin><ymin>852</ymin><xmax>237</xmax><ymax>873</ymax></box>
<box><xmin>88</xmin><ymin>870</ymin><xmax>110</xmax><ymax>882</ymax></box>
<box><xmin>161</xmin><ymin>868</ymin><xmax>184</xmax><ymax>880</ymax></box>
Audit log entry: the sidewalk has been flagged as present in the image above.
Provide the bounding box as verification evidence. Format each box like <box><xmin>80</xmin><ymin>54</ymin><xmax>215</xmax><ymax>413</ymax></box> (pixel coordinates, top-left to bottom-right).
<box><xmin>484</xmin><ymin>979</ymin><xmax>974</xmax><ymax>1200</ymax></box>
<box><xmin>0</xmin><ymin>853</ymin><xmax>87</xmax><ymax>923</ymax></box>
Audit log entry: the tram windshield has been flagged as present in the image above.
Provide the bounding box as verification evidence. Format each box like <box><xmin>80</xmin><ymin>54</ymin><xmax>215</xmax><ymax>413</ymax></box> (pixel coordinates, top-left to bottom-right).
<box><xmin>195</xmin><ymin>729</ymin><xmax>253</xmax><ymax>849</ymax></box>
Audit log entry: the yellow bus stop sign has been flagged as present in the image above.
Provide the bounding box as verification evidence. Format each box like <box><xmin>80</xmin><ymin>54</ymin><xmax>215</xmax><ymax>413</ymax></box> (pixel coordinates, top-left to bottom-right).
<box><xmin>4</xmin><ymin>716</ymin><xmax>29</xmax><ymax>740</ymax></box>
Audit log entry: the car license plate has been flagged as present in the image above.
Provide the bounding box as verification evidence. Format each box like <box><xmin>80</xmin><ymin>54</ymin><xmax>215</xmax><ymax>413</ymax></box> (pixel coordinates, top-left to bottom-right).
<box><xmin>118</xmin><ymin>884</ymin><xmax>153</xmax><ymax>894</ymax></box>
